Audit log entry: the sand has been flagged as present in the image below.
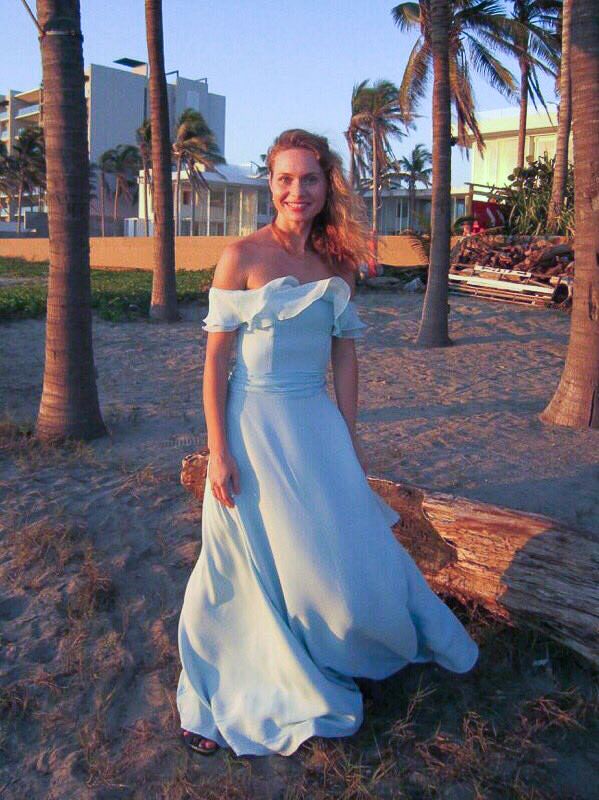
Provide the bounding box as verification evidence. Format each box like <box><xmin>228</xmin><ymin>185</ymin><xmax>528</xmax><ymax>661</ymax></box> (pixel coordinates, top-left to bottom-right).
<box><xmin>0</xmin><ymin>290</ymin><xmax>597</xmax><ymax>799</ymax></box>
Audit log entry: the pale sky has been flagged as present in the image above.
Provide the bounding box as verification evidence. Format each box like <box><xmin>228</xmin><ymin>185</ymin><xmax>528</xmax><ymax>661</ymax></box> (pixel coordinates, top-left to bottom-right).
<box><xmin>2</xmin><ymin>0</ymin><xmax>557</xmax><ymax>186</ymax></box>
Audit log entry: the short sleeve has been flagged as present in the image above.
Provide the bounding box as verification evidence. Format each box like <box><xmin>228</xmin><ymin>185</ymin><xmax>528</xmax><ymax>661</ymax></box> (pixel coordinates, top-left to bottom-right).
<box><xmin>332</xmin><ymin>300</ymin><xmax>368</xmax><ymax>339</ymax></box>
<box><xmin>201</xmin><ymin>288</ymin><xmax>241</xmax><ymax>332</ymax></box>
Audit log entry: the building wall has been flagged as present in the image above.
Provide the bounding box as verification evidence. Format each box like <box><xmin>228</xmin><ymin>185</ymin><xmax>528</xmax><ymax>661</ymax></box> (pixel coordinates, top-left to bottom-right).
<box><xmin>470</xmin><ymin>131</ymin><xmax>566</xmax><ymax>188</ymax></box>
<box><xmin>468</xmin><ymin>108</ymin><xmax>573</xmax><ymax>190</ymax></box>
<box><xmin>87</xmin><ymin>64</ymin><xmax>146</xmax><ymax>164</ymax></box>
<box><xmin>0</xmin><ymin>235</ymin><xmax>434</xmax><ymax>269</ymax></box>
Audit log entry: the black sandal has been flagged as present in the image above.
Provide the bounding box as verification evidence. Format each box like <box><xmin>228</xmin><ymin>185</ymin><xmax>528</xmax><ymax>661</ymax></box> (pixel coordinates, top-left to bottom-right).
<box><xmin>181</xmin><ymin>729</ymin><xmax>220</xmax><ymax>755</ymax></box>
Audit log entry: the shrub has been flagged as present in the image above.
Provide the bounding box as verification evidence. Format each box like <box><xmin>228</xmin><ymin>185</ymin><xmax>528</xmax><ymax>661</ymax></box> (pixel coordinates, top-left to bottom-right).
<box><xmin>488</xmin><ymin>155</ymin><xmax>574</xmax><ymax>237</ymax></box>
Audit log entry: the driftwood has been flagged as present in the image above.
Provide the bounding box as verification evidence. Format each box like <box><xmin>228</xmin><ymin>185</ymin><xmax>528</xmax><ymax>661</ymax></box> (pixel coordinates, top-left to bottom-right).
<box><xmin>449</xmin><ymin>237</ymin><xmax>575</xmax><ymax>307</ymax></box>
<box><xmin>181</xmin><ymin>452</ymin><xmax>599</xmax><ymax>667</ymax></box>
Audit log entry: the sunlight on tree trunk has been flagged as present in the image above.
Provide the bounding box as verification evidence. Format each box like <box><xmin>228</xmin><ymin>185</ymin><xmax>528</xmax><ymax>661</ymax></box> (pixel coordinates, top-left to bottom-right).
<box><xmin>548</xmin><ymin>0</ymin><xmax>572</xmax><ymax>232</ymax></box>
<box><xmin>35</xmin><ymin>0</ymin><xmax>106</xmax><ymax>441</ymax></box>
<box><xmin>371</xmin><ymin>128</ymin><xmax>378</xmax><ymax>261</ymax></box>
<box><xmin>145</xmin><ymin>0</ymin><xmax>179</xmax><ymax>322</ymax></box>
<box><xmin>517</xmin><ymin>58</ymin><xmax>529</xmax><ymax>171</ymax></box>
<box><xmin>415</xmin><ymin>0</ymin><xmax>452</xmax><ymax>349</ymax></box>
<box><xmin>99</xmin><ymin>170</ymin><xmax>105</xmax><ymax>237</ymax></box>
<box><xmin>541</xmin><ymin>0</ymin><xmax>599</xmax><ymax>429</ymax></box>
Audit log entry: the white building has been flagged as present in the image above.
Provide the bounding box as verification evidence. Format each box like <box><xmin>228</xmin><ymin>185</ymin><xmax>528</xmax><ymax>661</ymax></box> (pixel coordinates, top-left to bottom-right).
<box><xmin>466</xmin><ymin>107</ymin><xmax>571</xmax><ymax>190</ymax></box>
<box><xmin>364</xmin><ymin>187</ymin><xmax>468</xmax><ymax>234</ymax></box>
<box><xmin>0</xmin><ymin>60</ymin><xmax>225</xmax><ymax>163</ymax></box>
<box><xmin>1</xmin><ymin>61</ymin><xmax>226</xmax><ymax>229</ymax></box>
<box><xmin>130</xmin><ymin>163</ymin><xmax>272</xmax><ymax>237</ymax></box>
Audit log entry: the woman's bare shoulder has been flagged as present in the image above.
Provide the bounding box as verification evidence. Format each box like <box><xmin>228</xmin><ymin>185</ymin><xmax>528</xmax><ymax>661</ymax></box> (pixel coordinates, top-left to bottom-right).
<box><xmin>212</xmin><ymin>229</ymin><xmax>276</xmax><ymax>290</ymax></box>
<box><xmin>211</xmin><ymin>242</ymin><xmax>249</xmax><ymax>290</ymax></box>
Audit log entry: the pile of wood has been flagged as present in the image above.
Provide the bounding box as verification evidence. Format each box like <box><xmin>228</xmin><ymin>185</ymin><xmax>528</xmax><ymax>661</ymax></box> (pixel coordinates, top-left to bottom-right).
<box><xmin>449</xmin><ymin>236</ymin><xmax>574</xmax><ymax>308</ymax></box>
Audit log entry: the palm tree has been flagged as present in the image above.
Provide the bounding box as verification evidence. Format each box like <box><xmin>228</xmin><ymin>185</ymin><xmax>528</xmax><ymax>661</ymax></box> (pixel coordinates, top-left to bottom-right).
<box><xmin>344</xmin><ymin>83</ymin><xmax>372</xmax><ymax>191</ymax></box>
<box><xmin>35</xmin><ymin>0</ymin><xmax>106</xmax><ymax>441</ymax></box>
<box><xmin>347</xmin><ymin>80</ymin><xmax>405</xmax><ymax>257</ymax></box>
<box><xmin>172</xmin><ymin>108</ymin><xmax>225</xmax><ymax>236</ymax></box>
<box><xmin>389</xmin><ymin>143</ymin><xmax>432</xmax><ymax>229</ymax></box>
<box><xmin>392</xmin><ymin>0</ymin><xmax>518</xmax><ymax>150</ymax></box>
<box><xmin>12</xmin><ymin>126</ymin><xmax>45</xmax><ymax>233</ymax></box>
<box><xmin>505</xmin><ymin>1</ymin><xmax>561</xmax><ymax>171</ymax></box>
<box><xmin>105</xmin><ymin>144</ymin><xmax>141</xmax><ymax>224</ymax></box>
<box><xmin>415</xmin><ymin>0</ymin><xmax>453</xmax><ymax>349</ymax></box>
<box><xmin>145</xmin><ymin>0</ymin><xmax>179</xmax><ymax>321</ymax></box>
<box><xmin>136</xmin><ymin>119</ymin><xmax>152</xmax><ymax>236</ymax></box>
<box><xmin>540</xmin><ymin>0</ymin><xmax>598</xmax><ymax>429</ymax></box>
<box><xmin>0</xmin><ymin>144</ymin><xmax>18</xmax><ymax>222</ymax></box>
<box><xmin>95</xmin><ymin>149</ymin><xmax>115</xmax><ymax>237</ymax></box>
<box><xmin>548</xmin><ymin>0</ymin><xmax>572</xmax><ymax>230</ymax></box>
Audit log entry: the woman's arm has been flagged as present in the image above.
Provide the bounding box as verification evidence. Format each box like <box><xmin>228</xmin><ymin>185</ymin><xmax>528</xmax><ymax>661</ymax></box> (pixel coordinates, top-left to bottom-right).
<box><xmin>331</xmin><ymin>336</ymin><xmax>368</xmax><ymax>475</ymax></box>
<box><xmin>331</xmin><ymin>337</ymin><xmax>359</xmax><ymax>437</ymax></box>
<box><xmin>203</xmin><ymin>244</ymin><xmax>246</xmax><ymax>506</ymax></box>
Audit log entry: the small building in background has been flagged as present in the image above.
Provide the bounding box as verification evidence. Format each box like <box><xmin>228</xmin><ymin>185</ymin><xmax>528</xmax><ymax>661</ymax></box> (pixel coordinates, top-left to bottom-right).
<box><xmin>466</xmin><ymin>107</ymin><xmax>571</xmax><ymax>191</ymax></box>
<box><xmin>363</xmin><ymin>187</ymin><xmax>469</xmax><ymax>235</ymax></box>
<box><xmin>129</xmin><ymin>163</ymin><xmax>272</xmax><ymax>237</ymax></box>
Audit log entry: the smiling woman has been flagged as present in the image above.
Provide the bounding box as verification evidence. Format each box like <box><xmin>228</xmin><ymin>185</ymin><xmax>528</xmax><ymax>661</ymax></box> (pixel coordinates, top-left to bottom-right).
<box><xmin>176</xmin><ymin>128</ymin><xmax>479</xmax><ymax>758</ymax></box>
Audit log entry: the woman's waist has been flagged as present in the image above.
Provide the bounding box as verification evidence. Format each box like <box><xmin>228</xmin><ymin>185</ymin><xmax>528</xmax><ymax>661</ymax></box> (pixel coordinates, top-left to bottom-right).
<box><xmin>228</xmin><ymin>366</ymin><xmax>326</xmax><ymax>396</ymax></box>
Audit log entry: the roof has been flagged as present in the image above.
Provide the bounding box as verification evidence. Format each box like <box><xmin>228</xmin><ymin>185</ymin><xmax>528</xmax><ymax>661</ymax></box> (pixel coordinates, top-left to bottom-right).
<box><xmin>172</xmin><ymin>163</ymin><xmax>269</xmax><ymax>188</ymax></box>
<box><xmin>464</xmin><ymin>106</ymin><xmax>558</xmax><ymax>146</ymax></box>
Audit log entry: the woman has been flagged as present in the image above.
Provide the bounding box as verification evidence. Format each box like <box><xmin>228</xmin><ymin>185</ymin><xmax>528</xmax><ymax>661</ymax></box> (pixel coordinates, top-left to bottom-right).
<box><xmin>177</xmin><ymin>129</ymin><xmax>479</xmax><ymax>757</ymax></box>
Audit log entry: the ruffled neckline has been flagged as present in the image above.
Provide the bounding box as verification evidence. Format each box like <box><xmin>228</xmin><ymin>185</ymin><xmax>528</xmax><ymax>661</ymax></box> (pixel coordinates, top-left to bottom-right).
<box><xmin>210</xmin><ymin>274</ymin><xmax>351</xmax><ymax>295</ymax></box>
<box><xmin>203</xmin><ymin>273</ymin><xmax>366</xmax><ymax>335</ymax></box>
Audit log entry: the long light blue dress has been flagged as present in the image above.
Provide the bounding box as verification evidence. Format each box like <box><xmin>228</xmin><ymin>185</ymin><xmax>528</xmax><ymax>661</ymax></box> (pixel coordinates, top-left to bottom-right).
<box><xmin>177</xmin><ymin>275</ymin><xmax>479</xmax><ymax>757</ymax></box>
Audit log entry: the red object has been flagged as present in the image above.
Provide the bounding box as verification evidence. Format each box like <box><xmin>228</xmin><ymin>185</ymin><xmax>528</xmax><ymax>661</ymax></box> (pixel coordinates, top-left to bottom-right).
<box><xmin>471</xmin><ymin>200</ymin><xmax>505</xmax><ymax>230</ymax></box>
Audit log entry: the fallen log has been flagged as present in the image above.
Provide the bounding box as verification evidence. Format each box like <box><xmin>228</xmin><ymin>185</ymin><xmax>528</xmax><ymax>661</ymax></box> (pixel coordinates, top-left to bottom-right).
<box><xmin>181</xmin><ymin>452</ymin><xmax>599</xmax><ymax>667</ymax></box>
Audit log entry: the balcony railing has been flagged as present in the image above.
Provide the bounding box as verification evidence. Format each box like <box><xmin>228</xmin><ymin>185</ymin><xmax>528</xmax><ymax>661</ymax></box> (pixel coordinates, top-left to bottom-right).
<box><xmin>16</xmin><ymin>104</ymin><xmax>40</xmax><ymax>118</ymax></box>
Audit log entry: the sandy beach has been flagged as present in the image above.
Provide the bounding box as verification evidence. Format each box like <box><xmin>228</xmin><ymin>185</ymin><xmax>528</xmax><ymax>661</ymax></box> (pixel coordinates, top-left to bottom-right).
<box><xmin>1</xmin><ymin>289</ymin><xmax>598</xmax><ymax>799</ymax></box>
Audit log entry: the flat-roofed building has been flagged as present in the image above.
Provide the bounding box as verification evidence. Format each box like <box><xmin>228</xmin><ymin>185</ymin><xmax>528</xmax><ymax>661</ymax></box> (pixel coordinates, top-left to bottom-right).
<box><xmin>130</xmin><ymin>163</ymin><xmax>272</xmax><ymax>237</ymax></box>
<box><xmin>1</xmin><ymin>61</ymin><xmax>226</xmax><ymax>228</ymax></box>
<box><xmin>466</xmin><ymin>107</ymin><xmax>572</xmax><ymax>190</ymax></box>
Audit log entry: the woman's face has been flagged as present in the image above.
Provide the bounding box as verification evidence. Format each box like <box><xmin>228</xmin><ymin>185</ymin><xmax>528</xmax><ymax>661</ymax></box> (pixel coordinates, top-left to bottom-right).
<box><xmin>269</xmin><ymin>148</ymin><xmax>328</xmax><ymax>227</ymax></box>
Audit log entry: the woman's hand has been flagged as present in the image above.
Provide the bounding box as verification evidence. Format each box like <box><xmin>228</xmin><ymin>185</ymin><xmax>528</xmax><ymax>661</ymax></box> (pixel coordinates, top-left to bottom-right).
<box><xmin>351</xmin><ymin>432</ymin><xmax>369</xmax><ymax>477</ymax></box>
<box><xmin>208</xmin><ymin>450</ymin><xmax>240</xmax><ymax>508</ymax></box>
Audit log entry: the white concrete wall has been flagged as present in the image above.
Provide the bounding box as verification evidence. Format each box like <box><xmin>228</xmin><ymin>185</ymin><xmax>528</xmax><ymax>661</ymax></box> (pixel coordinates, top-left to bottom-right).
<box><xmin>87</xmin><ymin>64</ymin><xmax>146</xmax><ymax>163</ymax></box>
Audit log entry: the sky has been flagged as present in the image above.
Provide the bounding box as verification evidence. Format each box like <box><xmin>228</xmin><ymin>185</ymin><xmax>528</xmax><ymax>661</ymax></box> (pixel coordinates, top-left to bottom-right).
<box><xmin>1</xmin><ymin>0</ymin><xmax>558</xmax><ymax>187</ymax></box>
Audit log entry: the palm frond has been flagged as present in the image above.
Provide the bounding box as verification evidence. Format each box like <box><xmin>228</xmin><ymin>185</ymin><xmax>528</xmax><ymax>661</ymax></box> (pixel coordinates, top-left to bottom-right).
<box><xmin>391</xmin><ymin>2</ymin><xmax>422</xmax><ymax>32</ymax></box>
<box><xmin>465</xmin><ymin>35</ymin><xmax>518</xmax><ymax>97</ymax></box>
<box><xmin>399</xmin><ymin>37</ymin><xmax>431</xmax><ymax>121</ymax></box>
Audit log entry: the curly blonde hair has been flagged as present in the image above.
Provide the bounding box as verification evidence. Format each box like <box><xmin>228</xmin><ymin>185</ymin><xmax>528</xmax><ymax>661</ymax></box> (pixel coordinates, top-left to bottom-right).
<box><xmin>266</xmin><ymin>129</ymin><xmax>373</xmax><ymax>272</ymax></box>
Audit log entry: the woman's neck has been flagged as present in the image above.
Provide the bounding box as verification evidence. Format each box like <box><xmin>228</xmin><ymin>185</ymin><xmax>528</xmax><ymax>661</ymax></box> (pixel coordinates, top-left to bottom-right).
<box><xmin>271</xmin><ymin>219</ymin><xmax>312</xmax><ymax>256</ymax></box>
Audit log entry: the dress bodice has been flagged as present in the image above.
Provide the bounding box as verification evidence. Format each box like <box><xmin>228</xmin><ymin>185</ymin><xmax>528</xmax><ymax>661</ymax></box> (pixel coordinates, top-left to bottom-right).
<box><xmin>202</xmin><ymin>275</ymin><xmax>368</xmax><ymax>395</ymax></box>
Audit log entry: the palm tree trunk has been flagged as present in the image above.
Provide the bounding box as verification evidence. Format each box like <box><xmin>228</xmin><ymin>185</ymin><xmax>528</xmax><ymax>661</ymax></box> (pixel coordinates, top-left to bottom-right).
<box><xmin>517</xmin><ymin>58</ymin><xmax>529</xmax><ymax>171</ymax></box>
<box><xmin>175</xmin><ymin>158</ymin><xmax>182</xmax><ymax>237</ymax></box>
<box><xmin>143</xmin><ymin>160</ymin><xmax>149</xmax><ymax>236</ymax></box>
<box><xmin>17</xmin><ymin>184</ymin><xmax>23</xmax><ymax>234</ymax></box>
<box><xmin>35</xmin><ymin>0</ymin><xmax>106</xmax><ymax>441</ymax></box>
<box><xmin>548</xmin><ymin>0</ymin><xmax>572</xmax><ymax>231</ymax></box>
<box><xmin>540</xmin><ymin>0</ymin><xmax>599</xmax><ymax>428</ymax></box>
<box><xmin>145</xmin><ymin>0</ymin><xmax>179</xmax><ymax>321</ymax></box>
<box><xmin>100</xmin><ymin>170</ymin><xmax>105</xmax><ymax>237</ymax></box>
<box><xmin>113</xmin><ymin>180</ymin><xmax>119</xmax><ymax>223</ymax></box>
<box><xmin>415</xmin><ymin>0</ymin><xmax>452</xmax><ymax>348</ymax></box>
<box><xmin>371</xmin><ymin>127</ymin><xmax>378</xmax><ymax>262</ymax></box>
<box><xmin>409</xmin><ymin>180</ymin><xmax>415</xmax><ymax>230</ymax></box>
<box><xmin>190</xmin><ymin>183</ymin><xmax>195</xmax><ymax>236</ymax></box>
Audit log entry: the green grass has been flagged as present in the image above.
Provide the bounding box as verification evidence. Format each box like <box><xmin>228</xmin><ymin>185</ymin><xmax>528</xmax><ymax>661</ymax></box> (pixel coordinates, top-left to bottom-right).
<box><xmin>0</xmin><ymin>257</ymin><xmax>215</xmax><ymax>322</ymax></box>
